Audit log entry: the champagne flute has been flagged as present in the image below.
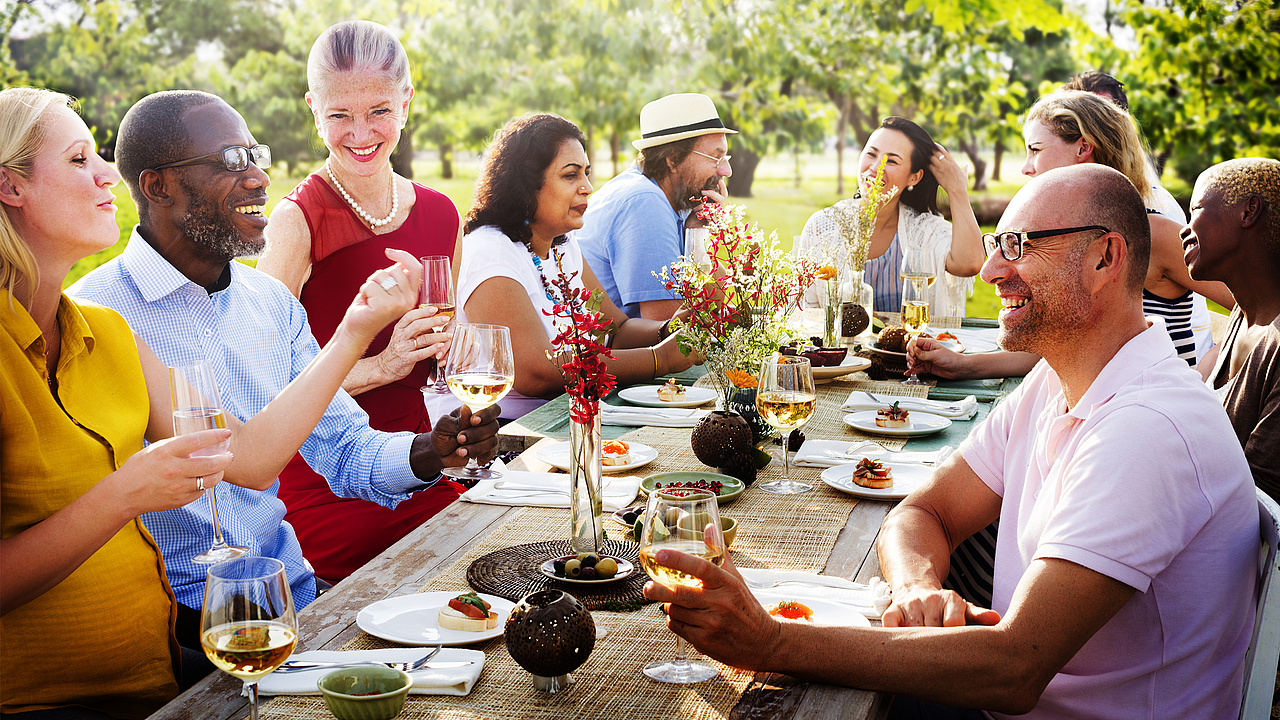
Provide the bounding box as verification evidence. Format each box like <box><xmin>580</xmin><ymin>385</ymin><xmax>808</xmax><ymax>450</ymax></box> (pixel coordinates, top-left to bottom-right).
<box><xmin>900</xmin><ymin>246</ymin><xmax>935</xmax><ymax>386</ymax></box>
<box><xmin>420</xmin><ymin>255</ymin><xmax>456</xmax><ymax>395</ymax></box>
<box><xmin>171</xmin><ymin>361</ymin><xmax>248</xmax><ymax>564</ymax></box>
<box><xmin>442</xmin><ymin>323</ymin><xmax>514</xmax><ymax>480</ymax></box>
<box><xmin>755</xmin><ymin>355</ymin><xmax>817</xmax><ymax>494</ymax></box>
<box><xmin>201</xmin><ymin>556</ymin><xmax>297</xmax><ymax>720</ymax></box>
<box><xmin>638</xmin><ymin>491</ymin><xmax>727</xmax><ymax>683</ymax></box>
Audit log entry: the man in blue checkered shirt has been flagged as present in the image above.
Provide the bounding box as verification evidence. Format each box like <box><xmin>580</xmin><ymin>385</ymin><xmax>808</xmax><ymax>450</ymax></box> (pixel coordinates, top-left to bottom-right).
<box><xmin>71</xmin><ymin>91</ymin><xmax>500</xmax><ymax>655</ymax></box>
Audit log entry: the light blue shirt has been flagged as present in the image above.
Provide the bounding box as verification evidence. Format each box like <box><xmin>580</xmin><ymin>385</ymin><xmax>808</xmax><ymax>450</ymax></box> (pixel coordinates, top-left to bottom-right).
<box><xmin>69</xmin><ymin>229</ymin><xmax>427</xmax><ymax>610</ymax></box>
<box><xmin>865</xmin><ymin>233</ymin><xmax>904</xmax><ymax>313</ymax></box>
<box><xmin>577</xmin><ymin>165</ymin><xmax>685</xmax><ymax>318</ymax></box>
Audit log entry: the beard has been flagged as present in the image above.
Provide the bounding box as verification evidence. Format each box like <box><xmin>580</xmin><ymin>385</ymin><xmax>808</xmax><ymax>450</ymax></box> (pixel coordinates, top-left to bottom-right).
<box><xmin>671</xmin><ymin>170</ymin><xmax>722</xmax><ymax>212</ymax></box>
<box><xmin>177</xmin><ymin>178</ymin><xmax>264</xmax><ymax>259</ymax></box>
<box><xmin>998</xmin><ymin>247</ymin><xmax>1092</xmax><ymax>354</ymax></box>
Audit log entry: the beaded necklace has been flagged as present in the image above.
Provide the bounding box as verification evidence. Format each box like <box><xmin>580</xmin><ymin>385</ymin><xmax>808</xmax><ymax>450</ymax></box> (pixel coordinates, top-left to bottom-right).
<box><xmin>326</xmin><ymin>163</ymin><xmax>399</xmax><ymax>228</ymax></box>
<box><xmin>529</xmin><ymin>246</ymin><xmax>562</xmax><ymax>303</ymax></box>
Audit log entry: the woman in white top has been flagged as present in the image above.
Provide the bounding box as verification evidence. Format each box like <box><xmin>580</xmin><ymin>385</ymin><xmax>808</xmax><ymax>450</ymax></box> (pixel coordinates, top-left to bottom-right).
<box><xmin>796</xmin><ymin>116</ymin><xmax>985</xmax><ymax>317</ymax></box>
<box><xmin>457</xmin><ymin>114</ymin><xmax>694</xmax><ymax>418</ymax></box>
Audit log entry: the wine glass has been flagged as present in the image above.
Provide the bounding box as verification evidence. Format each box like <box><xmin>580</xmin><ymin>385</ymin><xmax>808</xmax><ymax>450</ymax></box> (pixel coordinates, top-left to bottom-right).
<box><xmin>420</xmin><ymin>255</ymin><xmax>456</xmax><ymax>395</ymax></box>
<box><xmin>637</xmin><ymin>491</ymin><xmax>727</xmax><ymax>683</ymax></box>
<box><xmin>170</xmin><ymin>361</ymin><xmax>248</xmax><ymax>564</ymax></box>
<box><xmin>685</xmin><ymin>227</ymin><xmax>712</xmax><ymax>270</ymax></box>
<box><xmin>201</xmin><ymin>556</ymin><xmax>297</xmax><ymax>720</ymax></box>
<box><xmin>755</xmin><ymin>355</ymin><xmax>817</xmax><ymax>494</ymax></box>
<box><xmin>900</xmin><ymin>246</ymin><xmax>935</xmax><ymax>386</ymax></box>
<box><xmin>442</xmin><ymin>323</ymin><xmax>514</xmax><ymax>481</ymax></box>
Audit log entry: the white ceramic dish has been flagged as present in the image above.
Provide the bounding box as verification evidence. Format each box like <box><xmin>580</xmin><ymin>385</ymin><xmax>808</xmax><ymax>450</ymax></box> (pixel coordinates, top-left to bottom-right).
<box><xmin>820</xmin><ymin>462</ymin><xmax>934</xmax><ymax>501</ymax></box>
<box><xmin>538</xmin><ymin>556</ymin><xmax>635</xmax><ymax>584</ymax></box>
<box><xmin>810</xmin><ymin>355</ymin><xmax>873</xmax><ymax>382</ymax></box>
<box><xmin>535</xmin><ymin>441</ymin><xmax>659</xmax><ymax>474</ymax></box>
<box><xmin>356</xmin><ymin>591</ymin><xmax>515</xmax><ymax>646</ymax></box>
<box><xmin>754</xmin><ymin>592</ymin><xmax>872</xmax><ymax>627</ymax></box>
<box><xmin>842</xmin><ymin>410</ymin><xmax>952</xmax><ymax>437</ymax></box>
<box><xmin>617</xmin><ymin>385</ymin><xmax>717</xmax><ymax>408</ymax></box>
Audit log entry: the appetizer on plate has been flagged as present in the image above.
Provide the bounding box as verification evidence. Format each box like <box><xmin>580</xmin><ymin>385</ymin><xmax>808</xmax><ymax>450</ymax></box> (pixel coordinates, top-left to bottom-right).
<box><xmin>551</xmin><ymin>552</ymin><xmax>621</xmax><ymax>580</ymax></box>
<box><xmin>767</xmin><ymin>600</ymin><xmax>814</xmax><ymax>621</ymax></box>
<box><xmin>876</xmin><ymin>401</ymin><xmax>910</xmax><ymax>428</ymax></box>
<box><xmin>657</xmin><ymin>379</ymin><xmax>687</xmax><ymax>402</ymax></box>
<box><xmin>602</xmin><ymin>439</ymin><xmax>631</xmax><ymax>466</ymax></box>
<box><xmin>935</xmin><ymin>331</ymin><xmax>959</xmax><ymax>343</ymax></box>
<box><xmin>852</xmin><ymin>458</ymin><xmax>894</xmax><ymax>489</ymax></box>
<box><xmin>438</xmin><ymin>591</ymin><xmax>499</xmax><ymax>632</ymax></box>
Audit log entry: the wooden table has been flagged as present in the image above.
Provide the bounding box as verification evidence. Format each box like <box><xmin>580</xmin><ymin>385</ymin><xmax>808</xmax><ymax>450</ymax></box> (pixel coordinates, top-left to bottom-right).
<box><xmin>151</xmin><ymin>382</ymin><xmax>998</xmax><ymax>720</ymax></box>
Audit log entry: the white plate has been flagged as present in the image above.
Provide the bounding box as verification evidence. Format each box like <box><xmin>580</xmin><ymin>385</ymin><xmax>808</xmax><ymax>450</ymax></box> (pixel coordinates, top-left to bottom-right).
<box><xmin>535</xmin><ymin>441</ymin><xmax>659</xmax><ymax>474</ymax></box>
<box><xmin>356</xmin><ymin>591</ymin><xmax>514</xmax><ymax>646</ymax></box>
<box><xmin>842</xmin><ymin>410</ymin><xmax>952</xmax><ymax>437</ymax></box>
<box><xmin>539</xmin><ymin>555</ymin><xmax>636</xmax><ymax>584</ymax></box>
<box><xmin>618</xmin><ymin>385</ymin><xmax>717</xmax><ymax>408</ymax></box>
<box><xmin>820</xmin><ymin>462</ymin><xmax>934</xmax><ymax>501</ymax></box>
<box><xmin>811</xmin><ymin>355</ymin><xmax>873</xmax><ymax>382</ymax></box>
<box><xmin>755</xmin><ymin>592</ymin><xmax>872</xmax><ymax>627</ymax></box>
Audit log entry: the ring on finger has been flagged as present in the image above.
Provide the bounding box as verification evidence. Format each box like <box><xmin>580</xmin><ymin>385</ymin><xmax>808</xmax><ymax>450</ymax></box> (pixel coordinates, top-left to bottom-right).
<box><xmin>378</xmin><ymin>276</ymin><xmax>398</xmax><ymax>291</ymax></box>
<box><xmin>196</xmin><ymin>476</ymin><xmax>205</xmax><ymax>492</ymax></box>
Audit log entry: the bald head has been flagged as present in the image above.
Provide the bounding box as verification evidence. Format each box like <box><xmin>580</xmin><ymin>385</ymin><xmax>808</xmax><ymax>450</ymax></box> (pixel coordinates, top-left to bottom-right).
<box><xmin>1006</xmin><ymin>164</ymin><xmax>1150</xmax><ymax>291</ymax></box>
<box><xmin>1197</xmin><ymin>158</ymin><xmax>1280</xmax><ymax>249</ymax></box>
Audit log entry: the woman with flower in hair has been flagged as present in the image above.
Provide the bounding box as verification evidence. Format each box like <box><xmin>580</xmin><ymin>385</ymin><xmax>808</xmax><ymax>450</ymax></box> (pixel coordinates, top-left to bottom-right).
<box><xmin>457</xmin><ymin>113</ymin><xmax>694</xmax><ymax>419</ymax></box>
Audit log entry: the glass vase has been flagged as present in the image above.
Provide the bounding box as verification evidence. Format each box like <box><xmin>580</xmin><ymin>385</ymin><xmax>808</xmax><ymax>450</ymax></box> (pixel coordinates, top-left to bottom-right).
<box><xmin>821</xmin><ymin>276</ymin><xmax>842</xmax><ymax>347</ymax></box>
<box><xmin>569</xmin><ymin>413</ymin><xmax>603</xmax><ymax>554</ymax></box>
<box><xmin>841</xmin><ymin>267</ymin><xmax>875</xmax><ymax>346</ymax></box>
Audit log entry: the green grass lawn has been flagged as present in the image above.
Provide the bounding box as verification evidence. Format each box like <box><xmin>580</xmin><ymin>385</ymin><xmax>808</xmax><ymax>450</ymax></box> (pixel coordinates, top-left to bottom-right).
<box><xmin>68</xmin><ymin>152</ymin><xmax>1005</xmax><ymax>318</ymax></box>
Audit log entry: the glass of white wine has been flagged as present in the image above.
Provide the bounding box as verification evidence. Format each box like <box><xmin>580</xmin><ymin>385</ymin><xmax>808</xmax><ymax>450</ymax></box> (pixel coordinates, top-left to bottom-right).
<box><xmin>442</xmin><ymin>323</ymin><xmax>514</xmax><ymax>481</ymax></box>
<box><xmin>755</xmin><ymin>355</ymin><xmax>817</xmax><ymax>494</ymax></box>
<box><xmin>900</xmin><ymin>246</ymin><xmax>935</xmax><ymax>386</ymax></box>
<box><xmin>420</xmin><ymin>255</ymin><xmax>455</xmax><ymax>395</ymax></box>
<box><xmin>170</xmin><ymin>360</ymin><xmax>248</xmax><ymax>564</ymax></box>
<box><xmin>638</xmin><ymin>491</ymin><xmax>727</xmax><ymax>683</ymax></box>
<box><xmin>201</xmin><ymin>556</ymin><xmax>297</xmax><ymax>720</ymax></box>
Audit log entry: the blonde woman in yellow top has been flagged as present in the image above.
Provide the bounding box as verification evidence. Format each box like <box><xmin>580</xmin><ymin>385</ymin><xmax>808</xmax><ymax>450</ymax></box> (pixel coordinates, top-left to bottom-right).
<box><xmin>0</xmin><ymin>87</ymin><xmax>418</xmax><ymax>719</ymax></box>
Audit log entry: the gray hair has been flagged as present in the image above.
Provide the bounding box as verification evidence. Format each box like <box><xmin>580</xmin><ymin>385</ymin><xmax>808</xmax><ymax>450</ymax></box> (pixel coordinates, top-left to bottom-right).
<box><xmin>306</xmin><ymin>20</ymin><xmax>412</xmax><ymax>98</ymax></box>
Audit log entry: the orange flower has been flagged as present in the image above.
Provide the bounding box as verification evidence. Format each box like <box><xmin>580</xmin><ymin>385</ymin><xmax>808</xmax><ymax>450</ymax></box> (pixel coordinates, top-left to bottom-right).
<box><xmin>815</xmin><ymin>265</ymin><xmax>837</xmax><ymax>280</ymax></box>
<box><xmin>726</xmin><ymin>369</ymin><xmax>759</xmax><ymax>388</ymax></box>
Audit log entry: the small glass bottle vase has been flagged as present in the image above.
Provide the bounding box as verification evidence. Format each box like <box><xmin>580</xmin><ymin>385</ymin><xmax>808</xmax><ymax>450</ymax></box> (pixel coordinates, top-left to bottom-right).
<box><xmin>569</xmin><ymin>413</ymin><xmax>604</xmax><ymax>553</ymax></box>
<box><xmin>840</xmin><ymin>267</ymin><xmax>876</xmax><ymax>346</ymax></box>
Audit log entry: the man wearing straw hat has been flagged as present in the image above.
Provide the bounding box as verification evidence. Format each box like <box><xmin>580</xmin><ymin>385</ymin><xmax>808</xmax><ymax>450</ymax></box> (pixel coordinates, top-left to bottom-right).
<box><xmin>577</xmin><ymin>92</ymin><xmax>736</xmax><ymax>320</ymax></box>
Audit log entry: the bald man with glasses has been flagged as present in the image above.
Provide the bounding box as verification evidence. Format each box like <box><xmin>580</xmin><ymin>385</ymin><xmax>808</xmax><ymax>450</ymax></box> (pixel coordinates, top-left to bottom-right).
<box><xmin>644</xmin><ymin>165</ymin><xmax>1258</xmax><ymax>719</ymax></box>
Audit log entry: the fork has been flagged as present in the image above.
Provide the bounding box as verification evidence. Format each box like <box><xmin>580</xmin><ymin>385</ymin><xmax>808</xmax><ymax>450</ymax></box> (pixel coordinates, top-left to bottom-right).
<box><xmin>275</xmin><ymin>644</ymin><xmax>443</xmax><ymax>674</ymax></box>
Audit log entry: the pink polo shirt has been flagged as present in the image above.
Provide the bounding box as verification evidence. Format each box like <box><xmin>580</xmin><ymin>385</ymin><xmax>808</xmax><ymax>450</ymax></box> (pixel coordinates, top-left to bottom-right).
<box><xmin>960</xmin><ymin>320</ymin><xmax>1258</xmax><ymax>719</ymax></box>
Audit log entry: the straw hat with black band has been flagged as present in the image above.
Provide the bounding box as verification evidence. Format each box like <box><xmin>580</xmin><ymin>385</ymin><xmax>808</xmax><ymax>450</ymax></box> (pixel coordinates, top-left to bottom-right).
<box><xmin>633</xmin><ymin>93</ymin><xmax>739</xmax><ymax>151</ymax></box>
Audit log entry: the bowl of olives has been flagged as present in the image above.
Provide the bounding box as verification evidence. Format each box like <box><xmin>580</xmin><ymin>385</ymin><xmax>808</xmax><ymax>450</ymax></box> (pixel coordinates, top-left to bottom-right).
<box><xmin>540</xmin><ymin>552</ymin><xmax>635</xmax><ymax>584</ymax></box>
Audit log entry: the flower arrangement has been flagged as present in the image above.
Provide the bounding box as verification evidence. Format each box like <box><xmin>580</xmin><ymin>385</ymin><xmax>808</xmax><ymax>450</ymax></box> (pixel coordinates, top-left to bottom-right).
<box><xmin>826</xmin><ymin>154</ymin><xmax>896</xmax><ymax>272</ymax></box>
<box><xmin>656</xmin><ymin>203</ymin><xmax>818</xmax><ymax>409</ymax></box>
<box><xmin>542</xmin><ymin>255</ymin><xmax>616</xmax><ymax>551</ymax></box>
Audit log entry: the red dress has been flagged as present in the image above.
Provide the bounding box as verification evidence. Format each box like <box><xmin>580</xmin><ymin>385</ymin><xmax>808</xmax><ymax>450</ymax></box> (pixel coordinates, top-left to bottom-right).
<box><xmin>277</xmin><ymin>173</ymin><xmax>464</xmax><ymax>583</ymax></box>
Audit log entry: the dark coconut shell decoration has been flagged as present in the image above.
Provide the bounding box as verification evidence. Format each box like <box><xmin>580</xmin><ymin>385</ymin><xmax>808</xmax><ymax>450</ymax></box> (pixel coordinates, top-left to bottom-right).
<box><xmin>877</xmin><ymin>326</ymin><xmax>911</xmax><ymax>352</ymax></box>
<box><xmin>504</xmin><ymin>590</ymin><xmax>595</xmax><ymax>684</ymax></box>
<box><xmin>841</xmin><ymin>302</ymin><xmax>870</xmax><ymax>337</ymax></box>
<box><xmin>691</xmin><ymin>411</ymin><xmax>754</xmax><ymax>468</ymax></box>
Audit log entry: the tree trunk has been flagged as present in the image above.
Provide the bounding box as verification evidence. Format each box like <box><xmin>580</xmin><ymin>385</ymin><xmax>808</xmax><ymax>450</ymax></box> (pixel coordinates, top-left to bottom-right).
<box><xmin>992</xmin><ymin>139</ymin><xmax>1003</xmax><ymax>182</ymax></box>
<box><xmin>729</xmin><ymin>147</ymin><xmax>761</xmax><ymax>198</ymax></box>
<box><xmin>391</xmin><ymin>123</ymin><xmax>414</xmax><ymax>179</ymax></box>
<box><xmin>610</xmin><ymin>130</ymin><xmax>621</xmax><ymax>178</ymax></box>
<box><xmin>585</xmin><ymin>125</ymin><xmax>594</xmax><ymax>169</ymax></box>
<box><xmin>440</xmin><ymin>142</ymin><xmax>453</xmax><ymax>180</ymax></box>
<box><xmin>957</xmin><ymin>136</ymin><xmax>987</xmax><ymax>191</ymax></box>
<box><xmin>835</xmin><ymin>96</ymin><xmax>850</xmax><ymax>196</ymax></box>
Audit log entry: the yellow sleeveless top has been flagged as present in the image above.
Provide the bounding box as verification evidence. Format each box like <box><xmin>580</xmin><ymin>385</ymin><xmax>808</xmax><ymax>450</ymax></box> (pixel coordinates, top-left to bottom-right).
<box><xmin>1</xmin><ymin>291</ymin><xmax>180</xmax><ymax>718</ymax></box>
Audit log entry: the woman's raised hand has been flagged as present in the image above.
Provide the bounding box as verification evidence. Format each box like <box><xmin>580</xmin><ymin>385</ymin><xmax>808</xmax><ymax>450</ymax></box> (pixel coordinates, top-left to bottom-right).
<box><xmin>109</xmin><ymin>429</ymin><xmax>232</xmax><ymax>518</ymax></box>
<box><xmin>346</xmin><ymin>248</ymin><xmax>423</xmax><ymax>341</ymax></box>
<box><xmin>929</xmin><ymin>143</ymin><xmax>970</xmax><ymax>196</ymax></box>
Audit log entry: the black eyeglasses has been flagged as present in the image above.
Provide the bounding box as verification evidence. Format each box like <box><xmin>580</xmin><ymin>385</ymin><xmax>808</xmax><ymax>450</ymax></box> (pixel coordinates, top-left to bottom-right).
<box><xmin>153</xmin><ymin>145</ymin><xmax>271</xmax><ymax>173</ymax></box>
<box><xmin>982</xmin><ymin>225</ymin><xmax>1111</xmax><ymax>261</ymax></box>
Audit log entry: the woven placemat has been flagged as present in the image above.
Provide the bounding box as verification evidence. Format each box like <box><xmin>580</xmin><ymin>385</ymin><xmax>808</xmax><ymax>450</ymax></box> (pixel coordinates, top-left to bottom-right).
<box><xmin>466</xmin><ymin>539</ymin><xmax>649</xmax><ymax>610</ymax></box>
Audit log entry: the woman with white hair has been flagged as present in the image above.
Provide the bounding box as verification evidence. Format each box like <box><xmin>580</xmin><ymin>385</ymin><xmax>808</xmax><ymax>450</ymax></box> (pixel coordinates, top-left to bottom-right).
<box><xmin>258</xmin><ymin>20</ymin><xmax>466</xmax><ymax>583</ymax></box>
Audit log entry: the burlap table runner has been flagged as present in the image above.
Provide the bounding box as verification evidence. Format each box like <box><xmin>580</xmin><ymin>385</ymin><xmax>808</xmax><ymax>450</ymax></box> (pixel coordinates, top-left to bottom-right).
<box><xmin>256</xmin><ymin>419</ymin><xmax>870</xmax><ymax>720</ymax></box>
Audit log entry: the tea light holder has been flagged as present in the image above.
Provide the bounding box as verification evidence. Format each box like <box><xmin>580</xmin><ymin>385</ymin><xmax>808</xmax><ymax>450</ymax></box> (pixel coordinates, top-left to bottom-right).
<box><xmin>503</xmin><ymin>589</ymin><xmax>595</xmax><ymax>692</ymax></box>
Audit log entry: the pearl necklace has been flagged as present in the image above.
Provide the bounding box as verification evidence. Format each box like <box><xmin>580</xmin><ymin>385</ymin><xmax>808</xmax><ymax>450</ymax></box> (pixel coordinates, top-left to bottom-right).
<box><xmin>326</xmin><ymin>164</ymin><xmax>398</xmax><ymax>228</ymax></box>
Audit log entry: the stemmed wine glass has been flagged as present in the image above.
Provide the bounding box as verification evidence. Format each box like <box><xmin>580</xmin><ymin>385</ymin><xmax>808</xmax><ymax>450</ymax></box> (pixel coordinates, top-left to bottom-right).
<box><xmin>755</xmin><ymin>355</ymin><xmax>817</xmax><ymax>494</ymax></box>
<box><xmin>420</xmin><ymin>255</ymin><xmax>456</xmax><ymax>395</ymax></box>
<box><xmin>442</xmin><ymin>323</ymin><xmax>514</xmax><ymax>481</ymax></box>
<box><xmin>170</xmin><ymin>360</ymin><xmax>248</xmax><ymax>564</ymax></box>
<box><xmin>201</xmin><ymin>556</ymin><xmax>297</xmax><ymax>720</ymax></box>
<box><xmin>637</xmin><ymin>491</ymin><xmax>727</xmax><ymax>683</ymax></box>
<box><xmin>900</xmin><ymin>246</ymin><xmax>936</xmax><ymax>385</ymax></box>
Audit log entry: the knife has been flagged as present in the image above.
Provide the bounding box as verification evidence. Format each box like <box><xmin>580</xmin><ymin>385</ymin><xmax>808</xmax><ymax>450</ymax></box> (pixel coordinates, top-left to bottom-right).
<box><xmin>275</xmin><ymin>660</ymin><xmax>476</xmax><ymax>674</ymax></box>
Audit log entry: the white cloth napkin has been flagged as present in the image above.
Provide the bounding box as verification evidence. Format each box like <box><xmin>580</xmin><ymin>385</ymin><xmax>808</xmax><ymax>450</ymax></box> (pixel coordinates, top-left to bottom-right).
<box><xmin>459</xmin><ymin>470</ymin><xmax>642</xmax><ymax>512</ymax></box>
<box><xmin>600</xmin><ymin>405</ymin><xmax>711</xmax><ymax>427</ymax></box>
<box><xmin>257</xmin><ymin>648</ymin><xmax>485</xmax><ymax>697</ymax></box>
<box><xmin>740</xmin><ymin>568</ymin><xmax>892</xmax><ymax>619</ymax></box>
<box><xmin>840</xmin><ymin>391</ymin><xmax>978</xmax><ymax>419</ymax></box>
<box><xmin>793</xmin><ymin>439</ymin><xmax>954</xmax><ymax>469</ymax></box>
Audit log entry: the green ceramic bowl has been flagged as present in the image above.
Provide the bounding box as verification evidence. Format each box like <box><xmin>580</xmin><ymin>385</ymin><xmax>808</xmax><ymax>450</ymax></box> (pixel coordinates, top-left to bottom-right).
<box><xmin>676</xmin><ymin>514</ymin><xmax>738</xmax><ymax>548</ymax></box>
<box><xmin>317</xmin><ymin>666</ymin><xmax>412</xmax><ymax>720</ymax></box>
<box><xmin>641</xmin><ymin>471</ymin><xmax>744</xmax><ymax>504</ymax></box>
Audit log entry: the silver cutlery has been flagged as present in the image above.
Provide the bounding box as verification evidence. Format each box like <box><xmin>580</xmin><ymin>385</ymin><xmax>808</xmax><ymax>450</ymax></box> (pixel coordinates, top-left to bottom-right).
<box><xmin>492</xmin><ymin>481</ymin><xmax>615</xmax><ymax>493</ymax></box>
<box><xmin>276</xmin><ymin>645</ymin><xmax>445</xmax><ymax>674</ymax></box>
<box><xmin>742</xmin><ymin>575</ymin><xmax>861</xmax><ymax>590</ymax></box>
